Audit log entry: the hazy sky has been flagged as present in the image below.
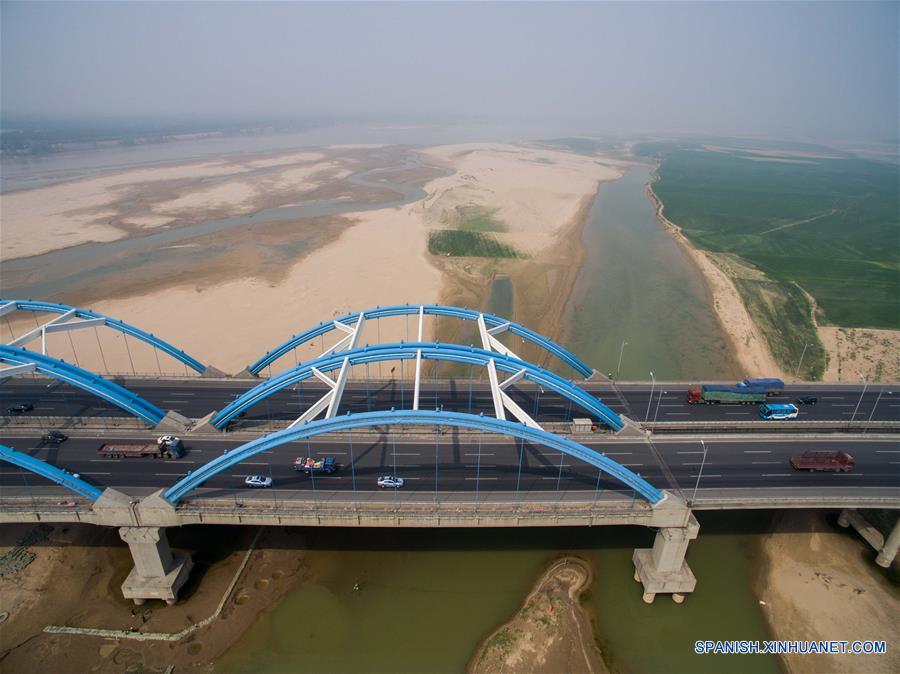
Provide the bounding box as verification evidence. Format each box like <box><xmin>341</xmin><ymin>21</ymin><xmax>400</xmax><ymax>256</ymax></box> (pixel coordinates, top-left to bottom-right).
<box><xmin>2</xmin><ymin>1</ymin><xmax>898</xmax><ymax>141</ymax></box>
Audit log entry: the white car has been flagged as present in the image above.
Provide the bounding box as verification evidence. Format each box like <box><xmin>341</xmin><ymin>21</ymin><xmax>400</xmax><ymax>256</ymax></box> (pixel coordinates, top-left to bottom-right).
<box><xmin>377</xmin><ymin>475</ymin><xmax>404</xmax><ymax>489</ymax></box>
<box><xmin>244</xmin><ymin>475</ymin><xmax>273</xmax><ymax>488</ymax></box>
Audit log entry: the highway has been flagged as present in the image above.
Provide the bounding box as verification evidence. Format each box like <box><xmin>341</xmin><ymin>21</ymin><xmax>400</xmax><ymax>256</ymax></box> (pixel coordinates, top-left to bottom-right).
<box><xmin>1</xmin><ymin>378</ymin><xmax>898</xmax><ymax>426</ymax></box>
<box><xmin>2</xmin><ymin>431</ymin><xmax>898</xmax><ymax>497</ymax></box>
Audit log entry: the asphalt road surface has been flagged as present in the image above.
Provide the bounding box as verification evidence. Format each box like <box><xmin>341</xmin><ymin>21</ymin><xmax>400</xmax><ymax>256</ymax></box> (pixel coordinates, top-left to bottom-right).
<box><xmin>1</xmin><ymin>378</ymin><xmax>898</xmax><ymax>426</ymax></box>
<box><xmin>2</xmin><ymin>431</ymin><xmax>897</xmax><ymax>497</ymax></box>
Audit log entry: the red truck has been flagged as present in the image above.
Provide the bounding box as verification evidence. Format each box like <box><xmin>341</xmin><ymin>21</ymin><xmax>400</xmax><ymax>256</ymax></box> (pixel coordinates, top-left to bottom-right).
<box><xmin>790</xmin><ymin>451</ymin><xmax>854</xmax><ymax>473</ymax></box>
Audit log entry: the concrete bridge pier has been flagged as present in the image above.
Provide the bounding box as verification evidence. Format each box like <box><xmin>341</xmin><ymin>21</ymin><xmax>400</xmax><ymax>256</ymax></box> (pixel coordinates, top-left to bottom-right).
<box><xmin>632</xmin><ymin>513</ymin><xmax>699</xmax><ymax>604</ymax></box>
<box><xmin>876</xmin><ymin>516</ymin><xmax>900</xmax><ymax>568</ymax></box>
<box><xmin>118</xmin><ymin>527</ymin><xmax>193</xmax><ymax>606</ymax></box>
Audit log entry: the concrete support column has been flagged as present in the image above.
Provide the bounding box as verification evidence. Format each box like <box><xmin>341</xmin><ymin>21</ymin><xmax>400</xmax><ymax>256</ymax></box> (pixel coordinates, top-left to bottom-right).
<box><xmin>632</xmin><ymin>513</ymin><xmax>699</xmax><ymax>604</ymax></box>
<box><xmin>119</xmin><ymin>527</ymin><xmax>193</xmax><ymax>606</ymax></box>
<box><xmin>876</xmin><ymin>517</ymin><xmax>900</xmax><ymax>569</ymax></box>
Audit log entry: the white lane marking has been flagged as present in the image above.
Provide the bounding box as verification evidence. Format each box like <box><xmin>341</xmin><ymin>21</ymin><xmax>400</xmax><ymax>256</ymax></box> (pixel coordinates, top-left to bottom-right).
<box><xmin>665</xmin><ymin>413</ymin><xmax>691</xmax><ymax>416</ymax></box>
<box><xmin>681</xmin><ymin>462</ymin><xmax>705</xmax><ymax>466</ymax></box>
<box><xmin>155</xmin><ymin>472</ymin><xmax>190</xmax><ymax>476</ymax></box>
<box><xmin>761</xmin><ymin>473</ymin><xmax>792</xmax><ymax>477</ymax></box>
<box><xmin>832</xmin><ymin>404</ymin><xmax>855</xmax><ymax>407</ymax></box>
<box><xmin>834</xmin><ymin>472</ymin><xmax>865</xmax><ymax>476</ymax></box>
<box><xmin>621</xmin><ymin>463</ymin><xmax>643</xmax><ymax>467</ymax></box>
<box><xmin>162</xmin><ymin>400</ymin><xmax>190</xmax><ymax>404</ymax></box>
<box><xmin>604</xmin><ymin>452</ymin><xmax>633</xmax><ymax>456</ymax></box>
<box><xmin>169</xmin><ymin>393</ymin><xmax>195</xmax><ymax>397</ymax></box>
<box><xmin>726</xmin><ymin>412</ymin><xmax>750</xmax><ymax>416</ymax></box>
<box><xmin>242</xmin><ymin>462</ymin><xmax>269</xmax><ymax>466</ymax></box>
<box><xmin>752</xmin><ymin>461</ymin><xmax>781</xmax><ymax>465</ymax></box>
<box><xmin>90</xmin><ymin>459</ymin><xmax>122</xmax><ymax>463</ymax></box>
<box><xmin>744</xmin><ymin>450</ymin><xmax>771</xmax><ymax>454</ymax></box>
<box><xmin>391</xmin><ymin>452</ymin><xmax>420</xmax><ymax>456</ymax></box>
<box><xmin>821</xmin><ymin>397</ymin><xmax>845</xmax><ymax>400</ymax></box>
<box><xmin>464</xmin><ymin>453</ymin><xmax>495</xmax><ymax>456</ymax></box>
<box><xmin>690</xmin><ymin>474</ymin><xmax>721</xmax><ymax>478</ymax></box>
<box><xmin>677</xmin><ymin>451</ymin><xmax>704</xmax><ymax>455</ymax></box>
<box><xmin>80</xmin><ymin>472</ymin><xmax>112</xmax><ymax>475</ymax></box>
<box><xmin>465</xmin><ymin>477</ymin><xmax>498</xmax><ymax>480</ymax></box>
<box><xmin>875</xmin><ymin>450</ymin><xmax>900</xmax><ymax>454</ymax></box>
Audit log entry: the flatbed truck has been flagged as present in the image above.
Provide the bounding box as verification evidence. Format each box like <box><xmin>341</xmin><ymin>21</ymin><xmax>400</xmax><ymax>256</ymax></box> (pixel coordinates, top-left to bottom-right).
<box><xmin>97</xmin><ymin>435</ymin><xmax>184</xmax><ymax>459</ymax></box>
<box><xmin>686</xmin><ymin>385</ymin><xmax>767</xmax><ymax>405</ymax></box>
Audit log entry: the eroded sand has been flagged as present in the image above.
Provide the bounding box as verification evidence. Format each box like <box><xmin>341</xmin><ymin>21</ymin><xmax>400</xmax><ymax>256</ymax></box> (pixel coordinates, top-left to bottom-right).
<box><xmin>6</xmin><ymin>143</ymin><xmax>621</xmax><ymax>375</ymax></box>
<box><xmin>0</xmin><ymin>151</ymin><xmax>355</xmax><ymax>260</ymax></box>
<box><xmin>759</xmin><ymin>511</ymin><xmax>900</xmax><ymax>674</ymax></box>
<box><xmin>819</xmin><ymin>326</ymin><xmax>900</xmax><ymax>382</ymax></box>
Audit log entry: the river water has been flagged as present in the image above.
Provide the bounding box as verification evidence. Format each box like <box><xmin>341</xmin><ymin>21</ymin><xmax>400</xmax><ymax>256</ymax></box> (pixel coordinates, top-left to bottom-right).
<box><xmin>562</xmin><ymin>165</ymin><xmax>737</xmax><ymax>381</ymax></box>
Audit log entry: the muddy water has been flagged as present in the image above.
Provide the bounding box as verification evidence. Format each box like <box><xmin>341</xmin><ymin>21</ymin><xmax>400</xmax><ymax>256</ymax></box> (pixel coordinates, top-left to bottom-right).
<box><xmin>218</xmin><ymin>514</ymin><xmax>779</xmax><ymax>674</ymax></box>
<box><xmin>562</xmin><ymin>165</ymin><xmax>737</xmax><ymax>380</ymax></box>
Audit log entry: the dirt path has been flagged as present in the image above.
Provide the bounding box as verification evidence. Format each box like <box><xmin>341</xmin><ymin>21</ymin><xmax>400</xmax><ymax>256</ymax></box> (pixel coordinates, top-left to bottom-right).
<box><xmin>468</xmin><ymin>557</ymin><xmax>607</xmax><ymax>674</ymax></box>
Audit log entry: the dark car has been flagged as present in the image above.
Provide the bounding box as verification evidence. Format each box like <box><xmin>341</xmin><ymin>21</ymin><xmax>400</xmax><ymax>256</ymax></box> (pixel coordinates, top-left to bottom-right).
<box><xmin>42</xmin><ymin>430</ymin><xmax>68</xmax><ymax>444</ymax></box>
<box><xmin>6</xmin><ymin>404</ymin><xmax>34</xmax><ymax>414</ymax></box>
<box><xmin>795</xmin><ymin>396</ymin><xmax>818</xmax><ymax>405</ymax></box>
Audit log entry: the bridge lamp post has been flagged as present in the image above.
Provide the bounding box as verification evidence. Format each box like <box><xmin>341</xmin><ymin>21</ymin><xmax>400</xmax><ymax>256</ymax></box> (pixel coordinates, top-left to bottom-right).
<box><xmin>864</xmin><ymin>386</ymin><xmax>885</xmax><ymax>434</ymax></box>
<box><xmin>691</xmin><ymin>440</ymin><xmax>708</xmax><ymax>506</ymax></box>
<box><xmin>850</xmin><ymin>373</ymin><xmax>869</xmax><ymax>426</ymax></box>
<box><xmin>645</xmin><ymin>372</ymin><xmax>655</xmax><ymax>422</ymax></box>
<box><xmin>653</xmin><ymin>390</ymin><xmax>667</xmax><ymax>423</ymax></box>
<box><xmin>616</xmin><ymin>340</ymin><xmax>628</xmax><ymax>379</ymax></box>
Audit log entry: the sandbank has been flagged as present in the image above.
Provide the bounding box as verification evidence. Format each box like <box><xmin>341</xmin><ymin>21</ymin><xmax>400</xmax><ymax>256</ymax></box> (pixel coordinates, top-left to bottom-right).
<box><xmin>0</xmin><ymin>150</ymin><xmax>359</xmax><ymax>260</ymax></box>
<box><xmin>469</xmin><ymin>557</ymin><xmax>607</xmax><ymax>674</ymax></box>
<box><xmin>758</xmin><ymin>511</ymin><xmax>900</xmax><ymax>674</ymax></box>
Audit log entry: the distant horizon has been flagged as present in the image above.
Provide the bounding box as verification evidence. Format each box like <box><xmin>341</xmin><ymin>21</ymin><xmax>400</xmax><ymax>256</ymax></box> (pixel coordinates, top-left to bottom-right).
<box><xmin>3</xmin><ymin>2</ymin><xmax>897</xmax><ymax>143</ymax></box>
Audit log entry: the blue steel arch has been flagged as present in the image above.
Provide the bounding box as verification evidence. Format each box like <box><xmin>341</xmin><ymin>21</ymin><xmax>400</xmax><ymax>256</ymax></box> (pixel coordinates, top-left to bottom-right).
<box><xmin>0</xmin><ymin>443</ymin><xmax>103</xmax><ymax>500</ymax></box>
<box><xmin>215</xmin><ymin>342</ymin><xmax>622</xmax><ymax>430</ymax></box>
<box><xmin>0</xmin><ymin>345</ymin><xmax>166</xmax><ymax>426</ymax></box>
<box><xmin>248</xmin><ymin>305</ymin><xmax>592</xmax><ymax>378</ymax></box>
<box><xmin>165</xmin><ymin>410</ymin><xmax>663</xmax><ymax>504</ymax></box>
<box><xmin>1</xmin><ymin>299</ymin><xmax>208</xmax><ymax>374</ymax></box>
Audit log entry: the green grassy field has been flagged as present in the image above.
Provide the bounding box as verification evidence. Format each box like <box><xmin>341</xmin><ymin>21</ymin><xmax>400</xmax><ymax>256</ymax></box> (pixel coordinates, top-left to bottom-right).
<box><xmin>428</xmin><ymin>230</ymin><xmax>520</xmax><ymax>258</ymax></box>
<box><xmin>654</xmin><ymin>149</ymin><xmax>899</xmax><ymax>330</ymax></box>
<box><xmin>455</xmin><ymin>206</ymin><xmax>507</xmax><ymax>233</ymax></box>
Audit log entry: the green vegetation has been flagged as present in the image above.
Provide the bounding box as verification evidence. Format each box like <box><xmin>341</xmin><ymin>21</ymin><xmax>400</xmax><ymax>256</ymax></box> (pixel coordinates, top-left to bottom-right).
<box><xmin>654</xmin><ymin>149</ymin><xmax>899</xmax><ymax>330</ymax></box>
<box><xmin>733</xmin><ymin>278</ymin><xmax>827</xmax><ymax>379</ymax></box>
<box><xmin>428</xmin><ymin>230</ymin><xmax>521</xmax><ymax>258</ymax></box>
<box><xmin>455</xmin><ymin>206</ymin><xmax>507</xmax><ymax>232</ymax></box>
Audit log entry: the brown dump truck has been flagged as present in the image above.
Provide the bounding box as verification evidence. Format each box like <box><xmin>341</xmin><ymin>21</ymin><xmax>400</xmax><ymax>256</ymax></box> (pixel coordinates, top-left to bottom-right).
<box><xmin>790</xmin><ymin>450</ymin><xmax>854</xmax><ymax>473</ymax></box>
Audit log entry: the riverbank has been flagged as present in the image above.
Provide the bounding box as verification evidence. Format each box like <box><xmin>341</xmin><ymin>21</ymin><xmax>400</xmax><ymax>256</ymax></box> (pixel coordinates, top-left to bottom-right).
<box><xmin>646</xmin><ymin>174</ymin><xmax>784</xmax><ymax>379</ymax></box>
<box><xmin>756</xmin><ymin>510</ymin><xmax>900</xmax><ymax>674</ymax></box>
<box><xmin>469</xmin><ymin>557</ymin><xmax>607</xmax><ymax>674</ymax></box>
<box><xmin>0</xmin><ymin>524</ymin><xmax>315</xmax><ymax>672</ymax></box>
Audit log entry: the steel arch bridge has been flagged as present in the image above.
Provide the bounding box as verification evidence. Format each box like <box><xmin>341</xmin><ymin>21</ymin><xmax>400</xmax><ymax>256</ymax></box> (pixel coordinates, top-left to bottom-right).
<box><xmin>0</xmin><ymin>444</ymin><xmax>103</xmax><ymax>500</ymax></box>
<box><xmin>0</xmin><ymin>299</ymin><xmax>209</xmax><ymax>374</ymax></box>
<box><xmin>0</xmin><ymin>345</ymin><xmax>166</xmax><ymax>426</ymax></box>
<box><xmin>213</xmin><ymin>342</ymin><xmax>623</xmax><ymax>431</ymax></box>
<box><xmin>247</xmin><ymin>304</ymin><xmax>593</xmax><ymax>378</ymax></box>
<box><xmin>165</xmin><ymin>410</ymin><xmax>663</xmax><ymax>504</ymax></box>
